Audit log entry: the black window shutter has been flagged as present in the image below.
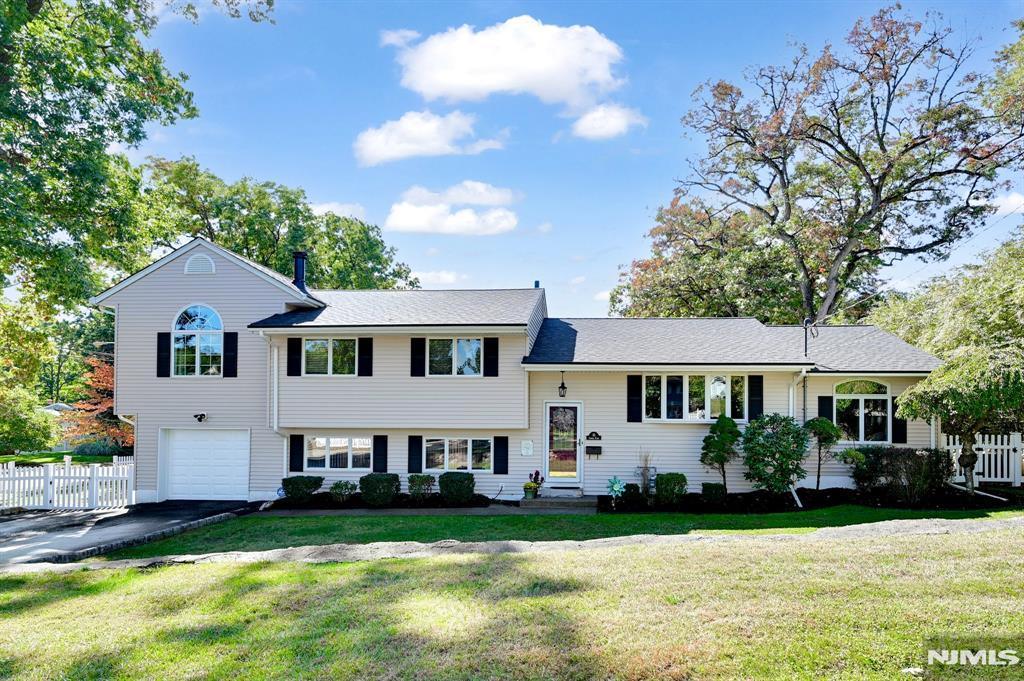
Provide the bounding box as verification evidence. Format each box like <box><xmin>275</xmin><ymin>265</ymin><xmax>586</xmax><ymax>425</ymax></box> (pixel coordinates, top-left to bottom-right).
<box><xmin>483</xmin><ymin>337</ymin><xmax>499</xmax><ymax>377</ymax></box>
<box><xmin>156</xmin><ymin>332</ymin><xmax>171</xmax><ymax>377</ymax></box>
<box><xmin>494</xmin><ymin>436</ymin><xmax>509</xmax><ymax>474</ymax></box>
<box><xmin>287</xmin><ymin>337</ymin><xmax>302</xmax><ymax>376</ymax></box>
<box><xmin>408</xmin><ymin>435</ymin><xmax>423</xmax><ymax>474</ymax></box>
<box><xmin>223</xmin><ymin>332</ymin><xmax>238</xmax><ymax>377</ymax></box>
<box><xmin>289</xmin><ymin>434</ymin><xmax>304</xmax><ymax>472</ymax></box>
<box><xmin>892</xmin><ymin>396</ymin><xmax>908</xmax><ymax>443</ymax></box>
<box><xmin>373</xmin><ymin>435</ymin><xmax>388</xmax><ymax>472</ymax></box>
<box><xmin>627</xmin><ymin>375</ymin><xmax>642</xmax><ymax>422</ymax></box>
<box><xmin>748</xmin><ymin>375</ymin><xmax>764</xmax><ymax>420</ymax></box>
<box><xmin>817</xmin><ymin>396</ymin><xmax>834</xmax><ymax>423</ymax></box>
<box><xmin>410</xmin><ymin>337</ymin><xmax>426</xmax><ymax>376</ymax></box>
<box><xmin>358</xmin><ymin>337</ymin><xmax>373</xmax><ymax>376</ymax></box>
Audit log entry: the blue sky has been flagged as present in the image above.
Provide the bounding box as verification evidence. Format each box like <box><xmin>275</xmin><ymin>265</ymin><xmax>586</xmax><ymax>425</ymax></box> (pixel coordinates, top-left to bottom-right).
<box><xmin>135</xmin><ymin>0</ymin><xmax>1024</xmax><ymax>317</ymax></box>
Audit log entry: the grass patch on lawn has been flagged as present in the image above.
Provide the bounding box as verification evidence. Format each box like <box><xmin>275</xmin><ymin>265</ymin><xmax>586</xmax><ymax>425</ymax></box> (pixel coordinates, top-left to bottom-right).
<box><xmin>106</xmin><ymin>504</ymin><xmax>1023</xmax><ymax>559</ymax></box>
<box><xmin>4</xmin><ymin>529</ymin><xmax>1024</xmax><ymax>679</ymax></box>
<box><xmin>0</xmin><ymin>453</ymin><xmax>114</xmax><ymax>466</ymax></box>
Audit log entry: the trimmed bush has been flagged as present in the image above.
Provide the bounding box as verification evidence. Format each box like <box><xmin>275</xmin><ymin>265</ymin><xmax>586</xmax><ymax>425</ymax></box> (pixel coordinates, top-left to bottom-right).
<box><xmin>620</xmin><ymin>482</ymin><xmax>647</xmax><ymax>510</ymax></box>
<box><xmin>654</xmin><ymin>473</ymin><xmax>688</xmax><ymax>507</ymax></box>
<box><xmin>407</xmin><ymin>474</ymin><xmax>436</xmax><ymax>500</ymax></box>
<box><xmin>74</xmin><ymin>440</ymin><xmax>120</xmax><ymax>456</ymax></box>
<box><xmin>281</xmin><ymin>475</ymin><xmax>323</xmax><ymax>501</ymax></box>
<box><xmin>329</xmin><ymin>480</ymin><xmax>358</xmax><ymax>504</ymax></box>
<box><xmin>438</xmin><ymin>471</ymin><xmax>475</xmax><ymax>505</ymax></box>
<box><xmin>742</xmin><ymin>414</ymin><xmax>809</xmax><ymax>493</ymax></box>
<box><xmin>359</xmin><ymin>473</ymin><xmax>401</xmax><ymax>507</ymax></box>
<box><xmin>701</xmin><ymin>482</ymin><xmax>727</xmax><ymax>504</ymax></box>
<box><xmin>849</xmin><ymin>446</ymin><xmax>953</xmax><ymax>504</ymax></box>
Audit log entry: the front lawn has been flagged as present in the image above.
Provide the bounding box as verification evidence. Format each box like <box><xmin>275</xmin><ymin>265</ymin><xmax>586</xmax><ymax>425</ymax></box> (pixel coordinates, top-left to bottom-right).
<box><xmin>106</xmin><ymin>504</ymin><xmax>1023</xmax><ymax>559</ymax></box>
<box><xmin>4</xmin><ymin>528</ymin><xmax>1024</xmax><ymax>679</ymax></box>
<box><xmin>0</xmin><ymin>453</ymin><xmax>114</xmax><ymax>466</ymax></box>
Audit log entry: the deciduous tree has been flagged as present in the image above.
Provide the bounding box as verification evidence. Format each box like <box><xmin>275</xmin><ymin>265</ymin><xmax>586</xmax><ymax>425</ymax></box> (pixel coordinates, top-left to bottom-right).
<box><xmin>71</xmin><ymin>358</ymin><xmax>133</xmax><ymax>446</ymax></box>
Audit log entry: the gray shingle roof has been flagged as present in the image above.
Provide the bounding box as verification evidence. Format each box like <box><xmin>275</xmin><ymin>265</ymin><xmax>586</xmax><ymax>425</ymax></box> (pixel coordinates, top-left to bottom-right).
<box><xmin>249</xmin><ymin>288</ymin><xmax>545</xmax><ymax>328</ymax></box>
<box><xmin>524</xmin><ymin>318</ymin><xmax>940</xmax><ymax>372</ymax></box>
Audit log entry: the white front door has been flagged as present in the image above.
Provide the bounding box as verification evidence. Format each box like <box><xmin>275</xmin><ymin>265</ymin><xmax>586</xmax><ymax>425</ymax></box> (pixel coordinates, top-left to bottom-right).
<box><xmin>545</xmin><ymin>402</ymin><xmax>583</xmax><ymax>485</ymax></box>
<box><xmin>165</xmin><ymin>428</ymin><xmax>250</xmax><ymax>500</ymax></box>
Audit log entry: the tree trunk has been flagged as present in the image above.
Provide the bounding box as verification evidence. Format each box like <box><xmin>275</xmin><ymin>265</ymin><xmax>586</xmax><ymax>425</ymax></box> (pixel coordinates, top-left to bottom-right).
<box><xmin>959</xmin><ymin>437</ymin><xmax>979</xmax><ymax>494</ymax></box>
<box><xmin>816</xmin><ymin>448</ymin><xmax>823</xmax><ymax>490</ymax></box>
<box><xmin>719</xmin><ymin>464</ymin><xmax>728</xmax><ymax>495</ymax></box>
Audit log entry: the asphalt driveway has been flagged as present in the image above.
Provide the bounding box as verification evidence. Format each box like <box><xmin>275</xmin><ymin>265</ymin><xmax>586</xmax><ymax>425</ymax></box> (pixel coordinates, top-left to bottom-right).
<box><xmin>0</xmin><ymin>501</ymin><xmax>257</xmax><ymax>564</ymax></box>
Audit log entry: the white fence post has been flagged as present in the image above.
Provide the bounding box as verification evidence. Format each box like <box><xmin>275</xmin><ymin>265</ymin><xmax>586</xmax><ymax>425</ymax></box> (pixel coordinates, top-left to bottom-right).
<box><xmin>1013</xmin><ymin>433</ymin><xmax>1023</xmax><ymax>488</ymax></box>
<box><xmin>42</xmin><ymin>463</ymin><xmax>54</xmax><ymax>509</ymax></box>
<box><xmin>88</xmin><ymin>464</ymin><xmax>99</xmax><ymax>507</ymax></box>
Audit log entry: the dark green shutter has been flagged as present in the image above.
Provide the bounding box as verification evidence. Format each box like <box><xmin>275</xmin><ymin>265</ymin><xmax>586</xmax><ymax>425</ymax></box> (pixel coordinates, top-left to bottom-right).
<box><xmin>408</xmin><ymin>435</ymin><xmax>423</xmax><ymax>474</ymax></box>
<box><xmin>748</xmin><ymin>375</ymin><xmax>764</xmax><ymax>419</ymax></box>
<box><xmin>357</xmin><ymin>337</ymin><xmax>373</xmax><ymax>376</ymax></box>
<box><xmin>410</xmin><ymin>338</ymin><xmax>426</xmax><ymax>376</ymax></box>
<box><xmin>627</xmin><ymin>375</ymin><xmax>642</xmax><ymax>422</ymax></box>
<box><xmin>817</xmin><ymin>396</ymin><xmax>834</xmax><ymax>423</ymax></box>
<box><xmin>373</xmin><ymin>435</ymin><xmax>388</xmax><ymax>472</ymax></box>
<box><xmin>483</xmin><ymin>338</ymin><xmax>499</xmax><ymax>377</ymax></box>
<box><xmin>289</xmin><ymin>434</ymin><xmax>304</xmax><ymax>472</ymax></box>
<box><xmin>891</xmin><ymin>396</ymin><xmax>908</xmax><ymax>443</ymax></box>
<box><xmin>223</xmin><ymin>332</ymin><xmax>238</xmax><ymax>377</ymax></box>
<box><xmin>287</xmin><ymin>337</ymin><xmax>302</xmax><ymax>376</ymax></box>
<box><xmin>157</xmin><ymin>332</ymin><xmax>171</xmax><ymax>377</ymax></box>
<box><xmin>494</xmin><ymin>436</ymin><xmax>509</xmax><ymax>474</ymax></box>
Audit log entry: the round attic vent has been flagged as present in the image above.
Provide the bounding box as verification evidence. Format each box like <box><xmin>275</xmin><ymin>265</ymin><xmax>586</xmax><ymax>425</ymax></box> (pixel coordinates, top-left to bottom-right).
<box><xmin>184</xmin><ymin>253</ymin><xmax>215</xmax><ymax>275</ymax></box>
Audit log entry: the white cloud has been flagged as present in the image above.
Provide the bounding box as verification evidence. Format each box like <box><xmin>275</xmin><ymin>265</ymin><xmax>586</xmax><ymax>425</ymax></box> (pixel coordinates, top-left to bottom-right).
<box><xmin>401</xmin><ymin>180</ymin><xmax>518</xmax><ymax>207</ymax></box>
<box><xmin>569</xmin><ymin>275</ymin><xmax>586</xmax><ymax>286</ymax></box>
<box><xmin>353</xmin><ymin>110</ymin><xmax>505</xmax><ymax>166</ymax></box>
<box><xmin>537</xmin><ymin>221</ymin><xmax>553</xmax><ymax>234</ymax></box>
<box><xmin>571</xmin><ymin>103</ymin><xmax>647</xmax><ymax>140</ymax></box>
<box><xmin>425</xmin><ymin>247</ymin><xmax>441</xmax><ymax>256</ymax></box>
<box><xmin>411</xmin><ymin>270</ymin><xmax>467</xmax><ymax>286</ymax></box>
<box><xmin>310</xmin><ymin>202</ymin><xmax>366</xmax><ymax>219</ymax></box>
<box><xmin>385</xmin><ymin>180</ymin><xmax>520</xmax><ymax>236</ymax></box>
<box><xmin>593</xmin><ymin>290</ymin><xmax>611</xmax><ymax>301</ymax></box>
<box><xmin>380</xmin><ymin>28</ymin><xmax>420</xmax><ymax>48</ymax></box>
<box><xmin>993</xmin><ymin>192</ymin><xmax>1024</xmax><ymax>217</ymax></box>
<box><xmin>387</xmin><ymin>15</ymin><xmax>624</xmax><ymax>110</ymax></box>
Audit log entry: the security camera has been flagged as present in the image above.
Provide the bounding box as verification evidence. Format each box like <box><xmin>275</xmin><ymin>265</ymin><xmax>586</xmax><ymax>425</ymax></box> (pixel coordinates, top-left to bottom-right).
<box><xmin>193</xmin><ymin>413</ymin><xmax>207</xmax><ymax>423</ymax></box>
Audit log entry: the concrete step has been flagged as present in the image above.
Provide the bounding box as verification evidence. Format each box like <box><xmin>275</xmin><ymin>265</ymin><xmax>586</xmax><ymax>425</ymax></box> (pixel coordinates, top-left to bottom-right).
<box><xmin>520</xmin><ymin>495</ymin><xmax>599</xmax><ymax>510</ymax></box>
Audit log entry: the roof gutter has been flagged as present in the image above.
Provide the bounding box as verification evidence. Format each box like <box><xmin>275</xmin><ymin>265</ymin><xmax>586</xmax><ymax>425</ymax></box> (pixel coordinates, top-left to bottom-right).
<box><xmin>523</xmin><ymin>363</ymin><xmax>816</xmax><ymax>373</ymax></box>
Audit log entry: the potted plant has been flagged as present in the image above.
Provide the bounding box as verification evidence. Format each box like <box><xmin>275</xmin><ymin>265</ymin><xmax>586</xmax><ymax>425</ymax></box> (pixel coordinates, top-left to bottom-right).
<box><xmin>523</xmin><ymin>470</ymin><xmax>544</xmax><ymax>499</ymax></box>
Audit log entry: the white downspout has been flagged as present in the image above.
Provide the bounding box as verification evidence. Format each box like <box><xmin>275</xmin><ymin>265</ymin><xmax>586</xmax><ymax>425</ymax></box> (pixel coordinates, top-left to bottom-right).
<box><xmin>257</xmin><ymin>331</ymin><xmax>281</xmax><ymax>435</ymax></box>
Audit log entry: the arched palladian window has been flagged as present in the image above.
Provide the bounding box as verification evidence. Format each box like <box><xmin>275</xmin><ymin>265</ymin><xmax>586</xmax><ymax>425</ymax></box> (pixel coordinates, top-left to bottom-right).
<box><xmin>173</xmin><ymin>305</ymin><xmax>223</xmax><ymax>376</ymax></box>
<box><xmin>834</xmin><ymin>380</ymin><xmax>889</xmax><ymax>443</ymax></box>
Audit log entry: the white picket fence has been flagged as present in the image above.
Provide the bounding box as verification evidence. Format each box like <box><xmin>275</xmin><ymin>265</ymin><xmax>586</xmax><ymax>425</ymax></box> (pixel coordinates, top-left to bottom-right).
<box><xmin>945</xmin><ymin>433</ymin><xmax>1023</xmax><ymax>487</ymax></box>
<box><xmin>0</xmin><ymin>461</ymin><xmax>134</xmax><ymax>510</ymax></box>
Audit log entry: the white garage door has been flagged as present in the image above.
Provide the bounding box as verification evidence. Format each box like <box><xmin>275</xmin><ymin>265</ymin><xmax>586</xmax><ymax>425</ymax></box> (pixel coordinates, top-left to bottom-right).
<box><xmin>166</xmin><ymin>429</ymin><xmax>250</xmax><ymax>500</ymax></box>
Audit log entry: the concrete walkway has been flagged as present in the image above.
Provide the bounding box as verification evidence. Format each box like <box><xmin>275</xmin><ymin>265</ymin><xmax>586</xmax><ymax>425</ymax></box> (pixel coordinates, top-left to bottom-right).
<box><xmin>0</xmin><ymin>501</ymin><xmax>254</xmax><ymax>564</ymax></box>
<box><xmin>6</xmin><ymin>514</ymin><xmax>1024</xmax><ymax>575</ymax></box>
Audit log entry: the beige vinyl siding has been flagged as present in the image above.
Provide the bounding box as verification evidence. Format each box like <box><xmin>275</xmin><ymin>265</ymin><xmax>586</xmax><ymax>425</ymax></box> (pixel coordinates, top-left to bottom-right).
<box><xmin>526</xmin><ymin>294</ymin><xmax>548</xmax><ymax>352</ymax></box>
<box><xmin>103</xmin><ymin>245</ymin><xmax>294</xmax><ymax>499</ymax></box>
<box><xmin>275</xmin><ymin>333</ymin><xmax>530</xmax><ymax>429</ymax></box>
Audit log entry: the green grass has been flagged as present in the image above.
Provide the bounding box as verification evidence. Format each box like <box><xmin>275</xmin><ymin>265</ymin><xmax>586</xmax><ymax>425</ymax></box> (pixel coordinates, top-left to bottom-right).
<box><xmin>4</xmin><ymin>528</ymin><xmax>1024</xmax><ymax>679</ymax></box>
<box><xmin>106</xmin><ymin>504</ymin><xmax>1024</xmax><ymax>560</ymax></box>
<box><xmin>0</xmin><ymin>452</ymin><xmax>113</xmax><ymax>466</ymax></box>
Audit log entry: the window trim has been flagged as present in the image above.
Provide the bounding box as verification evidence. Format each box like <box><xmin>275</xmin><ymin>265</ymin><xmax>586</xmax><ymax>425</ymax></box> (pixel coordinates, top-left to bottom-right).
<box><xmin>300</xmin><ymin>337</ymin><xmax>359</xmax><ymax>377</ymax></box>
<box><xmin>641</xmin><ymin>373</ymin><xmax>748</xmax><ymax>424</ymax></box>
<box><xmin>171</xmin><ymin>303</ymin><xmax>223</xmax><ymax>379</ymax></box>
<box><xmin>832</xmin><ymin>379</ymin><xmax>892</xmax><ymax>444</ymax></box>
<box><xmin>422</xmin><ymin>436</ymin><xmax>494</xmax><ymax>473</ymax></box>
<box><xmin>302</xmin><ymin>435</ymin><xmax>373</xmax><ymax>472</ymax></box>
<box><xmin>425</xmin><ymin>337</ymin><xmax>484</xmax><ymax>378</ymax></box>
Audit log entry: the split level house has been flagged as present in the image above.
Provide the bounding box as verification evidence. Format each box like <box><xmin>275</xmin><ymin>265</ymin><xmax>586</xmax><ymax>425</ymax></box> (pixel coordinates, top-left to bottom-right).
<box><xmin>90</xmin><ymin>238</ymin><xmax>942</xmax><ymax>502</ymax></box>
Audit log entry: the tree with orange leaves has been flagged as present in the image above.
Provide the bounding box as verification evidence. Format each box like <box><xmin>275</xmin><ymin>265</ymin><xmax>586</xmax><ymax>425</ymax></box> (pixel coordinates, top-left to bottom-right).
<box><xmin>70</xmin><ymin>358</ymin><xmax>133</xmax><ymax>446</ymax></box>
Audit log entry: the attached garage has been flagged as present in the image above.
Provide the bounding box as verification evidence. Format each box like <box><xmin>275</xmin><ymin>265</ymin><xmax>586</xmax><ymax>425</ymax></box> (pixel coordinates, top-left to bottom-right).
<box><xmin>164</xmin><ymin>428</ymin><xmax>250</xmax><ymax>500</ymax></box>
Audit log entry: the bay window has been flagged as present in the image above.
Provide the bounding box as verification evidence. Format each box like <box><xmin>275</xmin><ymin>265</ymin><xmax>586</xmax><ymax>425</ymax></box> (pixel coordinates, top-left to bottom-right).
<box><xmin>644</xmin><ymin>374</ymin><xmax>748</xmax><ymax>421</ymax></box>
<box><xmin>424</xmin><ymin>437</ymin><xmax>492</xmax><ymax>472</ymax></box>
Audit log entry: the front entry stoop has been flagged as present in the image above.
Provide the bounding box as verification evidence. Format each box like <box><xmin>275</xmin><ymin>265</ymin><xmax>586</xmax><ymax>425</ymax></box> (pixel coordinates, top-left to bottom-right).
<box><xmin>519</xmin><ymin>495</ymin><xmax>599</xmax><ymax>511</ymax></box>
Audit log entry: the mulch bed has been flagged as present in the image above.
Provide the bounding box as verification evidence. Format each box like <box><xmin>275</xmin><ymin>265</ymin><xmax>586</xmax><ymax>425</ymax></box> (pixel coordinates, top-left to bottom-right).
<box><xmin>269</xmin><ymin>491</ymin><xmax>496</xmax><ymax>511</ymax></box>
<box><xmin>597</xmin><ymin>485</ymin><xmax>1021</xmax><ymax>514</ymax></box>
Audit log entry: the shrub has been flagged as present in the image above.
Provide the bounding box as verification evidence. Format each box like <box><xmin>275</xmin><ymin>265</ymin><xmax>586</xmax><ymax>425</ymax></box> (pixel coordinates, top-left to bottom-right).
<box><xmin>741</xmin><ymin>413</ymin><xmax>809</xmax><ymax>493</ymax></box>
<box><xmin>329</xmin><ymin>480</ymin><xmax>358</xmax><ymax>504</ymax></box>
<box><xmin>849</xmin><ymin>447</ymin><xmax>953</xmax><ymax>504</ymax></box>
<box><xmin>359</xmin><ymin>473</ymin><xmax>400</xmax><ymax>507</ymax></box>
<box><xmin>701</xmin><ymin>482</ymin><xmax>727</xmax><ymax>504</ymax></box>
<box><xmin>407</xmin><ymin>474</ymin><xmax>436</xmax><ymax>500</ymax></box>
<box><xmin>74</xmin><ymin>440</ymin><xmax>120</xmax><ymax>456</ymax></box>
<box><xmin>700</xmin><ymin>415</ymin><xmax>741</xmax><ymax>492</ymax></box>
<box><xmin>654</xmin><ymin>473</ymin><xmax>688</xmax><ymax>507</ymax></box>
<box><xmin>804</xmin><ymin>417</ymin><xmax>843</xmax><ymax>490</ymax></box>
<box><xmin>438</xmin><ymin>471</ymin><xmax>475</xmax><ymax>505</ymax></box>
<box><xmin>281</xmin><ymin>475</ymin><xmax>323</xmax><ymax>501</ymax></box>
<box><xmin>621</xmin><ymin>482</ymin><xmax>647</xmax><ymax>509</ymax></box>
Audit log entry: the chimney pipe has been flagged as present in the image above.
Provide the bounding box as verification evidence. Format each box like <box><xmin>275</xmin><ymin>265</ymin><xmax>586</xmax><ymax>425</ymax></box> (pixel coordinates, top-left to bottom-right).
<box><xmin>292</xmin><ymin>251</ymin><xmax>307</xmax><ymax>292</ymax></box>
<box><xmin>534</xmin><ymin>280</ymin><xmax>540</xmax><ymax>289</ymax></box>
